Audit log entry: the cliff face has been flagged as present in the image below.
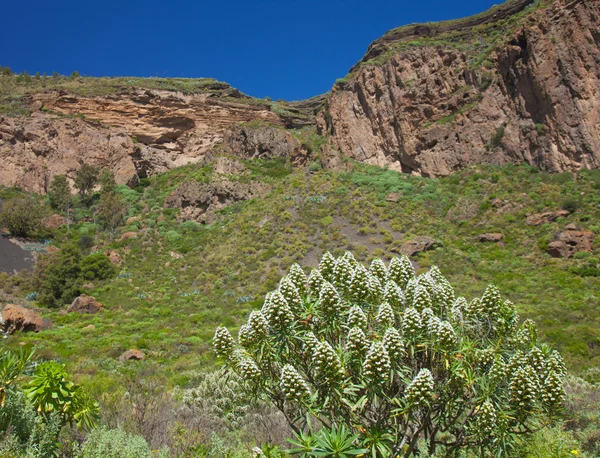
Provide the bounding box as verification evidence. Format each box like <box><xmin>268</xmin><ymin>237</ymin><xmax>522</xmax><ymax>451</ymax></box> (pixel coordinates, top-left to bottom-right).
<box><xmin>320</xmin><ymin>0</ymin><xmax>600</xmax><ymax>176</ymax></box>
<box><xmin>0</xmin><ymin>87</ymin><xmax>320</xmax><ymax>192</ymax></box>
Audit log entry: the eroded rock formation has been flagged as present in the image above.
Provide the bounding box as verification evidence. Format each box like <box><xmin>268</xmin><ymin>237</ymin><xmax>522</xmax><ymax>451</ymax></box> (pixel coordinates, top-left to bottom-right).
<box><xmin>320</xmin><ymin>0</ymin><xmax>600</xmax><ymax>176</ymax></box>
<box><xmin>165</xmin><ymin>179</ymin><xmax>268</xmax><ymax>223</ymax></box>
<box><xmin>0</xmin><ymin>87</ymin><xmax>320</xmax><ymax>192</ymax></box>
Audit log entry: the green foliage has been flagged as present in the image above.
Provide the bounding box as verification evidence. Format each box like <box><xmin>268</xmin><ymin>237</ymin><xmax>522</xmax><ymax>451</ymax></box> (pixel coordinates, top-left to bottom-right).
<box><xmin>536</xmin><ymin>123</ymin><xmax>547</xmax><ymax>135</ymax></box>
<box><xmin>80</xmin><ymin>253</ymin><xmax>115</xmax><ymax>281</ymax></box>
<box><xmin>215</xmin><ymin>252</ymin><xmax>567</xmax><ymax>456</ymax></box>
<box><xmin>562</xmin><ymin>198</ymin><xmax>580</xmax><ymax>214</ymax></box>
<box><xmin>74</xmin><ymin>164</ymin><xmax>100</xmax><ymax>201</ymax></box>
<box><xmin>37</xmin><ymin>244</ymin><xmax>83</xmax><ymax>307</ymax></box>
<box><xmin>25</xmin><ymin>361</ymin><xmax>99</xmax><ymax>429</ymax></box>
<box><xmin>490</xmin><ymin>126</ymin><xmax>506</xmax><ymax>149</ymax></box>
<box><xmin>0</xmin><ymin>197</ymin><xmax>43</xmax><ymax>237</ymax></box>
<box><xmin>97</xmin><ymin>191</ymin><xmax>127</xmax><ymax>237</ymax></box>
<box><xmin>99</xmin><ymin>169</ymin><xmax>116</xmax><ymax>195</ymax></box>
<box><xmin>48</xmin><ymin>175</ymin><xmax>73</xmax><ymax>214</ymax></box>
<box><xmin>78</xmin><ymin>428</ymin><xmax>161</xmax><ymax>458</ymax></box>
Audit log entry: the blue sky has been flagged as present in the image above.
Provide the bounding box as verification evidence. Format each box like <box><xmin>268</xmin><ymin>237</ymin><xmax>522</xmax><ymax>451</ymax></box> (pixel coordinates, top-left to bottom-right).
<box><xmin>1</xmin><ymin>0</ymin><xmax>500</xmax><ymax>100</ymax></box>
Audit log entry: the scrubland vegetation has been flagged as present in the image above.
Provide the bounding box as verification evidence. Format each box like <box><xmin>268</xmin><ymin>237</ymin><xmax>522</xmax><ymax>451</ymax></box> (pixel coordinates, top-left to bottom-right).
<box><xmin>1</xmin><ymin>159</ymin><xmax>600</xmax><ymax>456</ymax></box>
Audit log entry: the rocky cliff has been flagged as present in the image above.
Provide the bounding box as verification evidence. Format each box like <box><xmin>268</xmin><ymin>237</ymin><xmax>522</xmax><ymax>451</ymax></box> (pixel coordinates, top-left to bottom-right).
<box><xmin>1</xmin><ymin>0</ymin><xmax>598</xmax><ymax>190</ymax></box>
<box><xmin>319</xmin><ymin>0</ymin><xmax>600</xmax><ymax>176</ymax></box>
<box><xmin>0</xmin><ymin>82</ymin><xmax>322</xmax><ymax>192</ymax></box>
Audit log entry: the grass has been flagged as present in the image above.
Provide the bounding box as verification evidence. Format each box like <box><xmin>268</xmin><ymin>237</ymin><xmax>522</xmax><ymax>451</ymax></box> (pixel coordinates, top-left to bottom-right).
<box><xmin>353</xmin><ymin>0</ymin><xmax>551</xmax><ymax>74</ymax></box>
<box><xmin>2</xmin><ymin>162</ymin><xmax>600</xmax><ymax>385</ymax></box>
<box><xmin>0</xmin><ymin>74</ymin><xmax>319</xmax><ymax>120</ymax></box>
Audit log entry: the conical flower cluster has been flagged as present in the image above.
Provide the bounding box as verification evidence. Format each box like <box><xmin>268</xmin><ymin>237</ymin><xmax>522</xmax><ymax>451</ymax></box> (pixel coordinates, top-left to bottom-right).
<box><xmin>239</xmin><ymin>311</ymin><xmax>268</xmax><ymax>348</ymax></box>
<box><xmin>475</xmin><ymin>348</ymin><xmax>495</xmax><ymax>369</ymax></box>
<box><xmin>541</xmin><ymin>370</ymin><xmax>565</xmax><ymax>408</ymax></box>
<box><xmin>318</xmin><ymin>252</ymin><xmax>336</xmax><ymax>282</ymax></box>
<box><xmin>313</xmin><ymin>341</ymin><xmax>343</xmax><ymax>383</ymax></box>
<box><xmin>288</xmin><ymin>263</ymin><xmax>308</xmax><ymax>296</ymax></box>
<box><xmin>332</xmin><ymin>257</ymin><xmax>354</xmax><ymax>291</ymax></box>
<box><xmin>402</xmin><ymin>307</ymin><xmax>422</xmax><ymax>339</ymax></box>
<box><xmin>546</xmin><ymin>351</ymin><xmax>567</xmax><ymax>379</ymax></box>
<box><xmin>488</xmin><ymin>356</ymin><xmax>506</xmax><ymax>385</ymax></box>
<box><xmin>383</xmin><ymin>327</ymin><xmax>404</xmax><ymax>360</ymax></box>
<box><xmin>528</xmin><ymin>347</ymin><xmax>546</xmax><ymax>375</ymax></box>
<box><xmin>412</xmin><ymin>285</ymin><xmax>433</xmax><ymax>311</ymax></box>
<box><xmin>405</xmin><ymin>369</ymin><xmax>434</xmax><ymax>407</ymax></box>
<box><xmin>369</xmin><ymin>258</ymin><xmax>387</xmax><ymax>284</ymax></box>
<box><xmin>363</xmin><ymin>342</ymin><xmax>391</xmax><ymax>382</ymax></box>
<box><xmin>432</xmin><ymin>276</ymin><xmax>455</xmax><ymax>312</ymax></box>
<box><xmin>214</xmin><ymin>326</ymin><xmax>235</xmax><ymax>359</ymax></box>
<box><xmin>376</xmin><ymin>302</ymin><xmax>395</xmax><ymax>328</ymax></box>
<box><xmin>347</xmin><ymin>305</ymin><xmax>368</xmax><ymax>330</ymax></box>
<box><xmin>403</xmin><ymin>279</ymin><xmax>419</xmax><ymax>307</ymax></box>
<box><xmin>476</xmin><ymin>400</ymin><xmax>497</xmax><ymax>434</ymax></box>
<box><xmin>384</xmin><ymin>281</ymin><xmax>405</xmax><ymax>310</ymax></box>
<box><xmin>506</xmin><ymin>351</ymin><xmax>528</xmax><ymax>379</ymax></box>
<box><xmin>279</xmin><ymin>277</ymin><xmax>302</xmax><ymax>312</ymax></box>
<box><xmin>347</xmin><ymin>327</ymin><xmax>368</xmax><ymax>355</ymax></box>
<box><xmin>436</xmin><ymin>320</ymin><xmax>457</xmax><ymax>349</ymax></box>
<box><xmin>509</xmin><ymin>366</ymin><xmax>539</xmax><ymax>415</ymax></box>
<box><xmin>388</xmin><ymin>256</ymin><xmax>414</xmax><ymax>289</ymax></box>
<box><xmin>516</xmin><ymin>320</ymin><xmax>538</xmax><ymax>346</ymax></box>
<box><xmin>303</xmin><ymin>331</ymin><xmax>320</xmax><ymax>357</ymax></box>
<box><xmin>480</xmin><ymin>285</ymin><xmax>502</xmax><ymax>320</ymax></box>
<box><xmin>239</xmin><ymin>357</ymin><xmax>261</xmax><ymax>383</ymax></box>
<box><xmin>266</xmin><ymin>291</ymin><xmax>294</xmax><ymax>329</ymax></box>
<box><xmin>450</xmin><ymin>297</ymin><xmax>467</xmax><ymax>324</ymax></box>
<box><xmin>368</xmin><ymin>273</ymin><xmax>384</xmax><ymax>302</ymax></box>
<box><xmin>281</xmin><ymin>365</ymin><xmax>310</xmax><ymax>402</ymax></box>
<box><xmin>348</xmin><ymin>265</ymin><xmax>370</xmax><ymax>302</ymax></box>
<box><xmin>307</xmin><ymin>269</ymin><xmax>325</xmax><ymax>295</ymax></box>
<box><xmin>319</xmin><ymin>281</ymin><xmax>343</xmax><ymax>316</ymax></box>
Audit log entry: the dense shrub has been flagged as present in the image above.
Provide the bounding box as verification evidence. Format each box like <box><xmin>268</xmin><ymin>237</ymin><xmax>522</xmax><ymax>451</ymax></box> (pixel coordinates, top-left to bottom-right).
<box><xmin>214</xmin><ymin>252</ymin><xmax>567</xmax><ymax>457</ymax></box>
<box><xmin>80</xmin><ymin>253</ymin><xmax>115</xmax><ymax>281</ymax></box>
<box><xmin>0</xmin><ymin>197</ymin><xmax>43</xmax><ymax>237</ymax></box>
<box><xmin>78</xmin><ymin>428</ymin><xmax>162</xmax><ymax>458</ymax></box>
<box><xmin>37</xmin><ymin>244</ymin><xmax>82</xmax><ymax>307</ymax></box>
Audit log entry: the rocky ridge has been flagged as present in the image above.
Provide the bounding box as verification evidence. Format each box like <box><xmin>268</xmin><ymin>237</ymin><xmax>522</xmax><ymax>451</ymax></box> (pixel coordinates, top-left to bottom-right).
<box><xmin>319</xmin><ymin>0</ymin><xmax>600</xmax><ymax>176</ymax></box>
<box><xmin>0</xmin><ymin>86</ymin><xmax>322</xmax><ymax>192</ymax></box>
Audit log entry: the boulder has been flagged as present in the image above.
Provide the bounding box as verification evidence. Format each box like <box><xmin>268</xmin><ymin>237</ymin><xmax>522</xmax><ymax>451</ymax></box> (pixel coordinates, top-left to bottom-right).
<box><xmin>41</xmin><ymin>214</ymin><xmax>68</xmax><ymax>230</ymax></box>
<box><xmin>108</xmin><ymin>251</ymin><xmax>122</xmax><ymax>265</ymax></box>
<box><xmin>477</xmin><ymin>233</ymin><xmax>505</xmax><ymax>243</ymax></box>
<box><xmin>67</xmin><ymin>295</ymin><xmax>103</xmax><ymax>314</ymax></box>
<box><xmin>491</xmin><ymin>198</ymin><xmax>504</xmax><ymax>208</ymax></box>
<box><xmin>526</xmin><ymin>210</ymin><xmax>570</xmax><ymax>226</ymax></box>
<box><xmin>396</xmin><ymin>236</ymin><xmax>439</xmax><ymax>256</ymax></box>
<box><xmin>118</xmin><ymin>232</ymin><xmax>138</xmax><ymax>242</ymax></box>
<box><xmin>119</xmin><ymin>349</ymin><xmax>145</xmax><ymax>362</ymax></box>
<box><xmin>386</xmin><ymin>193</ymin><xmax>402</xmax><ymax>203</ymax></box>
<box><xmin>222</xmin><ymin>124</ymin><xmax>300</xmax><ymax>160</ymax></box>
<box><xmin>547</xmin><ymin>229</ymin><xmax>594</xmax><ymax>258</ymax></box>
<box><xmin>1</xmin><ymin>304</ymin><xmax>48</xmax><ymax>334</ymax></box>
<box><xmin>165</xmin><ymin>179</ymin><xmax>267</xmax><ymax>223</ymax></box>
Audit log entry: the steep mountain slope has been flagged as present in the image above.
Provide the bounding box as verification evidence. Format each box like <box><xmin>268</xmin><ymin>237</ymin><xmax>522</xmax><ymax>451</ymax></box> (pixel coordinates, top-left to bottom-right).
<box><xmin>319</xmin><ymin>0</ymin><xmax>600</xmax><ymax>176</ymax></box>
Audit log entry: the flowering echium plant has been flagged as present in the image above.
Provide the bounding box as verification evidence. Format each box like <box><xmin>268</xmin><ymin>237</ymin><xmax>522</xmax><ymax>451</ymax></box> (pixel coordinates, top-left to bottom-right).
<box><xmin>213</xmin><ymin>252</ymin><xmax>566</xmax><ymax>457</ymax></box>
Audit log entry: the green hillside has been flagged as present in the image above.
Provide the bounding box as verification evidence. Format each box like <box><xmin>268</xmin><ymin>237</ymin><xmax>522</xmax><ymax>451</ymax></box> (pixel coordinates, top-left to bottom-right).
<box><xmin>2</xmin><ymin>161</ymin><xmax>599</xmax><ymax>376</ymax></box>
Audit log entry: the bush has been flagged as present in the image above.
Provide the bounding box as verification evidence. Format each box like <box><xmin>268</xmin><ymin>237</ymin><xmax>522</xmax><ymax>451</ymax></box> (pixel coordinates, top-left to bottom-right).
<box><xmin>490</xmin><ymin>126</ymin><xmax>505</xmax><ymax>149</ymax></box>
<box><xmin>0</xmin><ymin>197</ymin><xmax>43</xmax><ymax>237</ymax></box>
<box><xmin>37</xmin><ymin>244</ymin><xmax>83</xmax><ymax>307</ymax></box>
<box><xmin>78</xmin><ymin>428</ymin><xmax>161</xmax><ymax>458</ymax></box>
<box><xmin>80</xmin><ymin>253</ymin><xmax>115</xmax><ymax>281</ymax></box>
<box><xmin>214</xmin><ymin>252</ymin><xmax>567</xmax><ymax>457</ymax></box>
<box><xmin>562</xmin><ymin>198</ymin><xmax>580</xmax><ymax>213</ymax></box>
